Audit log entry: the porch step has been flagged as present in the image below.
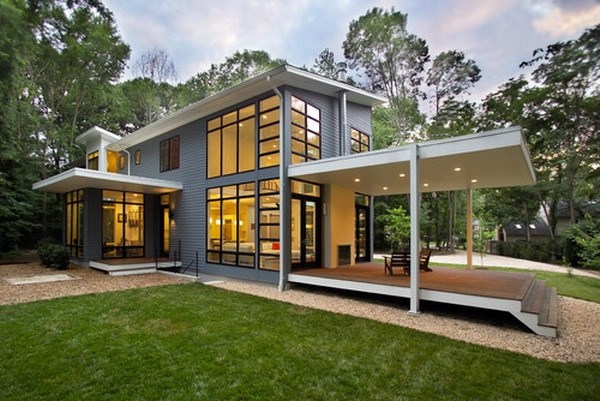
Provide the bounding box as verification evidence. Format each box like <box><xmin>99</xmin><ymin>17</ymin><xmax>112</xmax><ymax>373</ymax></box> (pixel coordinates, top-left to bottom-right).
<box><xmin>521</xmin><ymin>279</ymin><xmax>558</xmax><ymax>329</ymax></box>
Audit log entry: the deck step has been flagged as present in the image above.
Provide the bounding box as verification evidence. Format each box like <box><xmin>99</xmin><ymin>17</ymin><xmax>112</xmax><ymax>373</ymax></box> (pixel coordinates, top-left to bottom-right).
<box><xmin>521</xmin><ymin>279</ymin><xmax>545</xmax><ymax>314</ymax></box>
<box><xmin>539</xmin><ymin>286</ymin><xmax>559</xmax><ymax>328</ymax></box>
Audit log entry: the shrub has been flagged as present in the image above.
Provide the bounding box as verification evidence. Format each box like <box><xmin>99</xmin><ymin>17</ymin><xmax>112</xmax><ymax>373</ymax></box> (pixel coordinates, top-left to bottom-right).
<box><xmin>38</xmin><ymin>240</ymin><xmax>70</xmax><ymax>269</ymax></box>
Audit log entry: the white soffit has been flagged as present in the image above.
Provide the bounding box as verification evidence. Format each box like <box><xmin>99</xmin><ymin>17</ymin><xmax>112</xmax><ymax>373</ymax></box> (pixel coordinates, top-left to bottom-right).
<box><xmin>288</xmin><ymin>126</ymin><xmax>535</xmax><ymax>196</ymax></box>
<box><xmin>32</xmin><ymin>168</ymin><xmax>182</xmax><ymax>194</ymax></box>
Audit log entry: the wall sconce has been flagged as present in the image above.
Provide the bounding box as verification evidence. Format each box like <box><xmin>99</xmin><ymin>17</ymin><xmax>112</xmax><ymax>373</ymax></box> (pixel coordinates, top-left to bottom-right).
<box><xmin>169</xmin><ymin>208</ymin><xmax>175</xmax><ymax>220</ymax></box>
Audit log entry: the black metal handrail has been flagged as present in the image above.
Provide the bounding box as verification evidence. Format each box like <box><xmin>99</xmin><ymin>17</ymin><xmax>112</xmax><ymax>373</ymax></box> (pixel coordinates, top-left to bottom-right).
<box><xmin>180</xmin><ymin>251</ymin><xmax>199</xmax><ymax>277</ymax></box>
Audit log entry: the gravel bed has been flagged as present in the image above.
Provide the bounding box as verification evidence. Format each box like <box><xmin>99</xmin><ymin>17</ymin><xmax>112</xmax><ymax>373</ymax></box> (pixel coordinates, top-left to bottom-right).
<box><xmin>2</xmin><ymin>263</ymin><xmax>598</xmax><ymax>363</ymax></box>
<box><xmin>0</xmin><ymin>263</ymin><xmax>187</xmax><ymax>306</ymax></box>
<box><xmin>209</xmin><ymin>280</ymin><xmax>600</xmax><ymax>363</ymax></box>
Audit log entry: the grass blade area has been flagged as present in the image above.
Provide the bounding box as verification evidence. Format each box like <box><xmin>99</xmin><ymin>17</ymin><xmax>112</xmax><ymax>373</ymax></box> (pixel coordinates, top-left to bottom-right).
<box><xmin>1</xmin><ymin>284</ymin><xmax>598</xmax><ymax>400</ymax></box>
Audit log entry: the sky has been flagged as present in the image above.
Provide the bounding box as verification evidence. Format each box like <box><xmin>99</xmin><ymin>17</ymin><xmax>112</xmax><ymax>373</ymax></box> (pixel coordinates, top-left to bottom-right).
<box><xmin>103</xmin><ymin>0</ymin><xmax>600</xmax><ymax>105</ymax></box>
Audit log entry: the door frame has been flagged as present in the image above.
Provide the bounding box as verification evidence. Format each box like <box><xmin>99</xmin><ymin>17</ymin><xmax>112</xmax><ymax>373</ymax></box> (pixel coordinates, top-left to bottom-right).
<box><xmin>355</xmin><ymin>204</ymin><xmax>371</xmax><ymax>262</ymax></box>
<box><xmin>159</xmin><ymin>203</ymin><xmax>170</xmax><ymax>257</ymax></box>
<box><xmin>291</xmin><ymin>194</ymin><xmax>321</xmax><ymax>269</ymax></box>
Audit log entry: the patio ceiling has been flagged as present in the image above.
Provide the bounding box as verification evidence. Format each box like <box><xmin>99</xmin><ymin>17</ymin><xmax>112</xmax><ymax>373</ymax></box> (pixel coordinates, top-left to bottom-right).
<box><xmin>32</xmin><ymin>168</ymin><xmax>182</xmax><ymax>194</ymax></box>
<box><xmin>288</xmin><ymin>126</ymin><xmax>535</xmax><ymax>196</ymax></box>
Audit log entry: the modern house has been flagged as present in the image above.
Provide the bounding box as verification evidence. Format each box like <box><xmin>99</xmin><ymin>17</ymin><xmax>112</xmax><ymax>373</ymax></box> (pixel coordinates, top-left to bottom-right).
<box><xmin>33</xmin><ymin>64</ymin><xmax>557</xmax><ymax>337</ymax></box>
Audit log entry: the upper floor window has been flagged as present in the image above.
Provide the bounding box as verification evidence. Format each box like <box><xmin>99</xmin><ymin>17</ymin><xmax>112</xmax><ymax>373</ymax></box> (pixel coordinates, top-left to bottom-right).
<box><xmin>259</xmin><ymin>96</ymin><xmax>280</xmax><ymax>169</ymax></box>
<box><xmin>160</xmin><ymin>136</ymin><xmax>180</xmax><ymax>172</ymax></box>
<box><xmin>87</xmin><ymin>151</ymin><xmax>99</xmax><ymax>170</ymax></box>
<box><xmin>291</xmin><ymin>95</ymin><xmax>320</xmax><ymax>164</ymax></box>
<box><xmin>134</xmin><ymin>149</ymin><xmax>141</xmax><ymax>165</ymax></box>
<box><xmin>207</xmin><ymin>104</ymin><xmax>256</xmax><ymax>178</ymax></box>
<box><xmin>351</xmin><ymin>128</ymin><xmax>370</xmax><ymax>153</ymax></box>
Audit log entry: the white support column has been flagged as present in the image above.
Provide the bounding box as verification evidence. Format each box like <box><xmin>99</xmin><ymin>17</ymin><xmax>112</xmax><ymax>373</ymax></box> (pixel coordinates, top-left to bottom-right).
<box><xmin>278</xmin><ymin>89</ymin><xmax>291</xmax><ymax>292</ymax></box>
<box><xmin>466</xmin><ymin>188</ymin><xmax>473</xmax><ymax>269</ymax></box>
<box><xmin>409</xmin><ymin>144</ymin><xmax>420</xmax><ymax>315</ymax></box>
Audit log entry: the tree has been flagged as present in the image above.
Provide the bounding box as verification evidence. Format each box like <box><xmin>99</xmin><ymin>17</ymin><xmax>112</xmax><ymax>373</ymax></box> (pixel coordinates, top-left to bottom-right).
<box><xmin>376</xmin><ymin>204</ymin><xmax>410</xmax><ymax>252</ymax></box>
<box><xmin>343</xmin><ymin>7</ymin><xmax>429</xmax><ymax>141</ymax></box>
<box><xmin>185</xmin><ymin>50</ymin><xmax>285</xmax><ymax>98</ymax></box>
<box><xmin>312</xmin><ymin>48</ymin><xmax>337</xmax><ymax>79</ymax></box>
<box><xmin>134</xmin><ymin>47</ymin><xmax>177</xmax><ymax>83</ymax></box>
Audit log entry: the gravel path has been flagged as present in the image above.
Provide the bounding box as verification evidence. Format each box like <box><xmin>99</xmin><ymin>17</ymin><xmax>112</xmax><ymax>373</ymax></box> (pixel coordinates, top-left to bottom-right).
<box><xmin>2</xmin><ymin>263</ymin><xmax>598</xmax><ymax>363</ymax></box>
<box><xmin>0</xmin><ymin>263</ymin><xmax>187</xmax><ymax>306</ymax></box>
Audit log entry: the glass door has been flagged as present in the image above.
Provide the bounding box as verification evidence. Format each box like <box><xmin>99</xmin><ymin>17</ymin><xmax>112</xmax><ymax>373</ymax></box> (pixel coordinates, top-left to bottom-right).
<box><xmin>355</xmin><ymin>205</ymin><xmax>370</xmax><ymax>262</ymax></box>
<box><xmin>291</xmin><ymin>196</ymin><xmax>320</xmax><ymax>269</ymax></box>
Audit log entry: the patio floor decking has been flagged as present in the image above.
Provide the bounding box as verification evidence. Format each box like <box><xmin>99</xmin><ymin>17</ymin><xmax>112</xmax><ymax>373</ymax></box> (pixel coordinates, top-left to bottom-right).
<box><xmin>288</xmin><ymin>264</ymin><xmax>558</xmax><ymax>337</ymax></box>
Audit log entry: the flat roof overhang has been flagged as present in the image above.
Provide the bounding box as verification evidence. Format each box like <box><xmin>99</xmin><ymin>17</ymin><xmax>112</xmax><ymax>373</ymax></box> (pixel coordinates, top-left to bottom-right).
<box><xmin>32</xmin><ymin>168</ymin><xmax>183</xmax><ymax>194</ymax></box>
<box><xmin>288</xmin><ymin>126</ymin><xmax>535</xmax><ymax>195</ymax></box>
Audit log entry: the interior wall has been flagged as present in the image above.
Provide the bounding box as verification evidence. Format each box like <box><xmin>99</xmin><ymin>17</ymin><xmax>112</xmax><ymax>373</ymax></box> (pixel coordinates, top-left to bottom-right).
<box><xmin>323</xmin><ymin>184</ymin><xmax>355</xmax><ymax>268</ymax></box>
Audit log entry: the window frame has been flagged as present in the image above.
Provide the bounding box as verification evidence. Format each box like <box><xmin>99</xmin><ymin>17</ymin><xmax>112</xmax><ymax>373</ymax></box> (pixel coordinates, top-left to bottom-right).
<box><xmin>160</xmin><ymin>136</ymin><xmax>180</xmax><ymax>172</ymax></box>
<box><xmin>290</xmin><ymin>95</ymin><xmax>321</xmax><ymax>164</ymax></box>
<box><xmin>351</xmin><ymin>128</ymin><xmax>370</xmax><ymax>154</ymax></box>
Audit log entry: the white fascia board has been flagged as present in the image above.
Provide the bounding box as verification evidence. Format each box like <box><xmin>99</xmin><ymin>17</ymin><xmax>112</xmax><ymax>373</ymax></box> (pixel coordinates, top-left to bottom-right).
<box><xmin>418</xmin><ymin>126</ymin><xmax>523</xmax><ymax>159</ymax></box>
<box><xmin>32</xmin><ymin>168</ymin><xmax>183</xmax><ymax>194</ymax></box>
<box><xmin>76</xmin><ymin>126</ymin><xmax>120</xmax><ymax>144</ymax></box>
<box><xmin>288</xmin><ymin>146</ymin><xmax>411</xmax><ymax>178</ymax></box>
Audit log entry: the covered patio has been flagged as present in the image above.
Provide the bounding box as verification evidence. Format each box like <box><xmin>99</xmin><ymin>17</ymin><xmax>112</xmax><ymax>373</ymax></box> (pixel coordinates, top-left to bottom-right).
<box><xmin>284</xmin><ymin>126</ymin><xmax>557</xmax><ymax>336</ymax></box>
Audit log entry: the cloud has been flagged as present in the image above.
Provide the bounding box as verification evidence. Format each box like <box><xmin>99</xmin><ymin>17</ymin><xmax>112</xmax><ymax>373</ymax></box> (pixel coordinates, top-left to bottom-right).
<box><xmin>532</xmin><ymin>1</ymin><xmax>600</xmax><ymax>37</ymax></box>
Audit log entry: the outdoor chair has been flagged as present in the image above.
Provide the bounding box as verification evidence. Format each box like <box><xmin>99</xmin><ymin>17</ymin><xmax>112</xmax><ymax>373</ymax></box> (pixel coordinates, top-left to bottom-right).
<box><xmin>383</xmin><ymin>249</ymin><xmax>433</xmax><ymax>275</ymax></box>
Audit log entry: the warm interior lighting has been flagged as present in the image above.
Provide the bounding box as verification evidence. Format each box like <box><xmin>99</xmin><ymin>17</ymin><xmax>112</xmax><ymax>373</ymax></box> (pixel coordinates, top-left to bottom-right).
<box><xmin>423</xmin><ymin>183</ymin><xmax>429</xmax><ymax>187</ymax></box>
<box><xmin>454</xmin><ymin>167</ymin><xmax>462</xmax><ymax>172</ymax></box>
<box><xmin>383</xmin><ymin>186</ymin><xmax>388</xmax><ymax>190</ymax></box>
<box><xmin>399</xmin><ymin>173</ymin><xmax>406</xmax><ymax>178</ymax></box>
<box><xmin>471</xmin><ymin>179</ymin><xmax>478</xmax><ymax>183</ymax></box>
<box><xmin>354</xmin><ymin>178</ymin><xmax>361</xmax><ymax>182</ymax></box>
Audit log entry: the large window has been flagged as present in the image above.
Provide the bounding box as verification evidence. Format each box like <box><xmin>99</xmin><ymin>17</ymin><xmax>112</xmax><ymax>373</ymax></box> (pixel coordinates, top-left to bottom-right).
<box><xmin>351</xmin><ymin>128</ymin><xmax>370</xmax><ymax>153</ymax></box>
<box><xmin>65</xmin><ymin>190</ymin><xmax>84</xmax><ymax>258</ymax></box>
<box><xmin>102</xmin><ymin>191</ymin><xmax>144</xmax><ymax>258</ymax></box>
<box><xmin>207</xmin><ymin>104</ymin><xmax>256</xmax><ymax>177</ymax></box>
<box><xmin>291</xmin><ymin>96</ymin><xmax>320</xmax><ymax>164</ymax></box>
<box><xmin>258</xmin><ymin>179</ymin><xmax>280</xmax><ymax>270</ymax></box>
<box><xmin>207</xmin><ymin>183</ymin><xmax>256</xmax><ymax>268</ymax></box>
<box><xmin>259</xmin><ymin>96</ymin><xmax>280</xmax><ymax>168</ymax></box>
<box><xmin>160</xmin><ymin>136</ymin><xmax>180</xmax><ymax>172</ymax></box>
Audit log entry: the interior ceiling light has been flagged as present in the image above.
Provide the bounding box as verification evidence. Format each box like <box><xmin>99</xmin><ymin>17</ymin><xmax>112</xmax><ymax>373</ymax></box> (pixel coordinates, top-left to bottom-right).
<box><xmin>399</xmin><ymin>173</ymin><xmax>406</xmax><ymax>178</ymax></box>
<box><xmin>471</xmin><ymin>179</ymin><xmax>478</xmax><ymax>183</ymax></box>
<box><xmin>383</xmin><ymin>186</ymin><xmax>388</xmax><ymax>190</ymax></box>
<box><xmin>354</xmin><ymin>178</ymin><xmax>360</xmax><ymax>182</ymax></box>
<box><xmin>454</xmin><ymin>167</ymin><xmax>461</xmax><ymax>172</ymax></box>
<box><xmin>423</xmin><ymin>183</ymin><xmax>429</xmax><ymax>187</ymax></box>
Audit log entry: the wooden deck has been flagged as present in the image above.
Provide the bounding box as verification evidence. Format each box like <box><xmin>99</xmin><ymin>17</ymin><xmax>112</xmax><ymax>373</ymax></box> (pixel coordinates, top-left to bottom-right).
<box><xmin>289</xmin><ymin>264</ymin><xmax>557</xmax><ymax>337</ymax></box>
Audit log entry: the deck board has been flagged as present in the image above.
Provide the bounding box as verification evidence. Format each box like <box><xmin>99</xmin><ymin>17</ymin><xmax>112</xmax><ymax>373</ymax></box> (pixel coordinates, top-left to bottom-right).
<box><xmin>291</xmin><ymin>264</ymin><xmax>534</xmax><ymax>301</ymax></box>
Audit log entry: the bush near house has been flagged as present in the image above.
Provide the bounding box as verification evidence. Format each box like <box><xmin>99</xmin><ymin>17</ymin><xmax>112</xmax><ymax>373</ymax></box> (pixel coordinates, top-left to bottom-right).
<box><xmin>37</xmin><ymin>239</ymin><xmax>70</xmax><ymax>269</ymax></box>
<box><xmin>496</xmin><ymin>239</ymin><xmax>565</xmax><ymax>265</ymax></box>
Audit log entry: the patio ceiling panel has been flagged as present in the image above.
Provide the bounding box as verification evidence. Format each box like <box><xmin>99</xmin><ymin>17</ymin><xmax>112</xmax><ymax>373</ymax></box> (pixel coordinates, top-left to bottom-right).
<box><xmin>288</xmin><ymin>126</ymin><xmax>535</xmax><ymax>196</ymax></box>
<box><xmin>32</xmin><ymin>168</ymin><xmax>183</xmax><ymax>194</ymax></box>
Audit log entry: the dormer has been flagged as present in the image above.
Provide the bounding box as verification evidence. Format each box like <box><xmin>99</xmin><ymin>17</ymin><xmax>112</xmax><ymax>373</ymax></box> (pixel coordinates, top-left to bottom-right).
<box><xmin>76</xmin><ymin>127</ymin><xmax>121</xmax><ymax>173</ymax></box>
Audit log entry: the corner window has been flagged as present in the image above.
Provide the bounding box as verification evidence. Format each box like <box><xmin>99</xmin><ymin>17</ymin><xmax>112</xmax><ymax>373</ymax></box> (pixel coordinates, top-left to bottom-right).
<box><xmin>291</xmin><ymin>95</ymin><xmax>320</xmax><ymax>164</ymax></box>
<box><xmin>351</xmin><ymin>128</ymin><xmax>370</xmax><ymax>153</ymax></box>
<box><xmin>87</xmin><ymin>151</ymin><xmax>99</xmax><ymax>170</ymax></box>
<box><xmin>160</xmin><ymin>136</ymin><xmax>179</xmax><ymax>172</ymax></box>
<box><xmin>65</xmin><ymin>190</ymin><xmax>84</xmax><ymax>258</ymax></box>
<box><xmin>259</xmin><ymin>96</ymin><xmax>280</xmax><ymax>168</ymax></box>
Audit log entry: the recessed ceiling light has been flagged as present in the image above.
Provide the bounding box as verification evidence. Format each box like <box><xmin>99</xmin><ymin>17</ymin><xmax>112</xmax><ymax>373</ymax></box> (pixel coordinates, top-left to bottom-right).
<box><xmin>399</xmin><ymin>173</ymin><xmax>406</xmax><ymax>178</ymax></box>
<box><xmin>471</xmin><ymin>179</ymin><xmax>478</xmax><ymax>183</ymax></box>
<box><xmin>383</xmin><ymin>186</ymin><xmax>388</xmax><ymax>190</ymax></box>
<box><xmin>454</xmin><ymin>167</ymin><xmax>461</xmax><ymax>172</ymax></box>
<box><xmin>423</xmin><ymin>183</ymin><xmax>429</xmax><ymax>187</ymax></box>
<box><xmin>354</xmin><ymin>178</ymin><xmax>361</xmax><ymax>182</ymax></box>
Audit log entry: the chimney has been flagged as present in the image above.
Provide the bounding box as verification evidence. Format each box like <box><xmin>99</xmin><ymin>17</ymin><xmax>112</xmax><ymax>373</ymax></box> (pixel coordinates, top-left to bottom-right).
<box><xmin>336</xmin><ymin>61</ymin><xmax>347</xmax><ymax>82</ymax></box>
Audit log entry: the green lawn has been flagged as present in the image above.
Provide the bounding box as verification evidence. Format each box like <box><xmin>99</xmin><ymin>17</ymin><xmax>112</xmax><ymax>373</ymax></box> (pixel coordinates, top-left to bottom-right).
<box><xmin>430</xmin><ymin>262</ymin><xmax>600</xmax><ymax>304</ymax></box>
<box><xmin>1</xmin><ymin>284</ymin><xmax>598</xmax><ymax>400</ymax></box>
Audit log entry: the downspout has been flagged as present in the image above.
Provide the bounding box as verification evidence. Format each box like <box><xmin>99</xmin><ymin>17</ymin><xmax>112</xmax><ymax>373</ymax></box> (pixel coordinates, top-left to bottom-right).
<box><xmin>267</xmin><ymin>76</ymin><xmax>289</xmax><ymax>292</ymax></box>
<box><xmin>338</xmin><ymin>90</ymin><xmax>348</xmax><ymax>156</ymax></box>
